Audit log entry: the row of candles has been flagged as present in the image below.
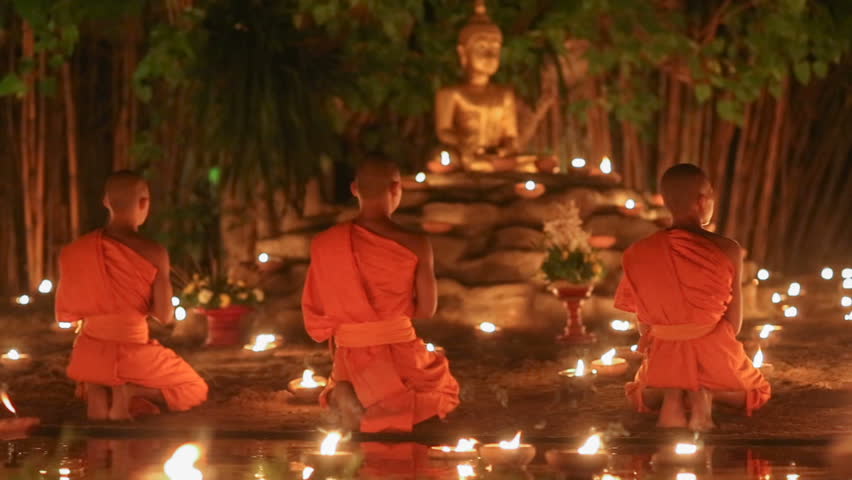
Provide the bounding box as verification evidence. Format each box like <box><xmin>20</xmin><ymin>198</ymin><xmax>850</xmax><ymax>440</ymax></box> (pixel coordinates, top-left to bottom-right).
<box><xmin>757</xmin><ymin>266</ymin><xmax>852</xmax><ymax>321</ymax></box>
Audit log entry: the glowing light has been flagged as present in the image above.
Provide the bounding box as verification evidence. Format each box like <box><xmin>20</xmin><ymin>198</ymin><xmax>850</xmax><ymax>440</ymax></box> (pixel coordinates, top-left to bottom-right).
<box><xmin>300</xmin><ymin>369</ymin><xmax>320</xmax><ymax>388</ymax></box>
<box><xmin>845</xmin><ymin>311</ymin><xmax>852</xmax><ymax>321</ymax></box>
<box><xmin>624</xmin><ymin>199</ymin><xmax>636</xmax><ymax>210</ymax></box>
<box><xmin>599</xmin><ymin>474</ymin><xmax>621</xmax><ymax>480</ymax></box>
<box><xmin>415</xmin><ymin>172</ymin><xmax>427</xmax><ymax>183</ymax></box>
<box><xmin>630</xmin><ymin>344</ymin><xmax>638</xmax><ymax>352</ymax></box>
<box><xmin>498</xmin><ymin>432</ymin><xmax>521</xmax><ymax>450</ymax></box>
<box><xmin>58</xmin><ymin>468</ymin><xmax>71</xmax><ymax>475</ymax></box>
<box><xmin>171</xmin><ymin>296</ymin><xmax>181</xmax><ymax>307</ymax></box>
<box><xmin>1</xmin><ymin>391</ymin><xmax>17</xmax><ymax>415</ymax></box>
<box><xmin>320</xmin><ymin>432</ymin><xmax>342</xmax><ymax>455</ymax></box>
<box><xmin>164</xmin><ymin>443</ymin><xmax>203</xmax><ymax>480</ymax></box>
<box><xmin>575</xmin><ymin>359</ymin><xmax>586</xmax><ymax>377</ymax></box>
<box><xmin>821</xmin><ymin>267</ymin><xmax>834</xmax><ymax>280</ymax></box>
<box><xmin>58</xmin><ymin>322</ymin><xmax>73</xmax><ymax>329</ymax></box>
<box><xmin>15</xmin><ymin>295</ymin><xmax>31</xmax><ymax>305</ymax></box>
<box><xmin>784</xmin><ymin>306</ymin><xmax>798</xmax><ymax>318</ymax></box>
<box><xmin>426</xmin><ymin>343</ymin><xmax>436</xmax><ymax>352</ymax></box>
<box><xmin>758</xmin><ymin>324</ymin><xmax>778</xmax><ymax>339</ymax></box>
<box><xmin>676</xmin><ymin>474</ymin><xmax>697</xmax><ymax>480</ymax></box>
<box><xmin>752</xmin><ymin>348</ymin><xmax>764</xmax><ymax>368</ymax></box>
<box><xmin>175</xmin><ymin>306</ymin><xmax>187</xmax><ymax>321</ymax></box>
<box><xmin>457</xmin><ymin>464</ymin><xmax>475</xmax><ymax>479</ymax></box>
<box><xmin>771</xmin><ymin>292</ymin><xmax>783</xmax><ymax>304</ymax></box>
<box><xmin>757</xmin><ymin>269</ymin><xmax>770</xmax><ymax>281</ymax></box>
<box><xmin>250</xmin><ymin>333</ymin><xmax>277</xmax><ymax>352</ymax></box>
<box><xmin>844</xmin><ymin>278</ymin><xmax>852</xmax><ymax>289</ymax></box>
<box><xmin>610</xmin><ymin>319</ymin><xmax>632</xmax><ymax>331</ymax></box>
<box><xmin>787</xmin><ymin>282</ymin><xmax>801</xmax><ymax>296</ymax></box>
<box><xmin>599</xmin><ymin>349</ymin><xmax>617</xmax><ymax>366</ymax></box>
<box><xmin>38</xmin><ymin>279</ymin><xmax>53</xmax><ymax>294</ymax></box>
<box><xmin>600</xmin><ymin>157</ymin><xmax>612</xmax><ymax>174</ymax></box>
<box><xmin>786</xmin><ymin>475</ymin><xmax>800</xmax><ymax>480</ymax></box>
<box><xmin>577</xmin><ymin>433</ymin><xmax>602</xmax><ymax>455</ymax></box>
<box><xmin>446</xmin><ymin>438</ymin><xmax>478</xmax><ymax>452</ymax></box>
<box><xmin>440</xmin><ymin>151</ymin><xmax>451</xmax><ymax>166</ymax></box>
<box><xmin>675</xmin><ymin>443</ymin><xmax>698</xmax><ymax>455</ymax></box>
<box><xmin>524</xmin><ymin>180</ymin><xmax>537</xmax><ymax>191</ymax></box>
<box><xmin>479</xmin><ymin>322</ymin><xmax>497</xmax><ymax>333</ymax></box>
<box><xmin>257</xmin><ymin>252</ymin><xmax>270</xmax><ymax>263</ymax></box>
<box><xmin>842</xmin><ymin>296</ymin><xmax>852</xmax><ymax>307</ymax></box>
<box><xmin>302</xmin><ymin>467</ymin><xmax>314</xmax><ymax>480</ymax></box>
<box><xmin>571</xmin><ymin>158</ymin><xmax>586</xmax><ymax>168</ymax></box>
<box><xmin>842</xmin><ymin>268</ymin><xmax>852</xmax><ymax>278</ymax></box>
<box><xmin>6</xmin><ymin>349</ymin><xmax>20</xmax><ymax>360</ymax></box>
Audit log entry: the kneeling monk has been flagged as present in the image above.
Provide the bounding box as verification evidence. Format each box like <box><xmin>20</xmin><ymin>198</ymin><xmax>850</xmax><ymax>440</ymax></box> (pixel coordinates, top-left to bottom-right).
<box><xmin>301</xmin><ymin>158</ymin><xmax>460</xmax><ymax>432</ymax></box>
<box><xmin>57</xmin><ymin>171</ymin><xmax>208</xmax><ymax>420</ymax></box>
<box><xmin>616</xmin><ymin>164</ymin><xmax>770</xmax><ymax>431</ymax></box>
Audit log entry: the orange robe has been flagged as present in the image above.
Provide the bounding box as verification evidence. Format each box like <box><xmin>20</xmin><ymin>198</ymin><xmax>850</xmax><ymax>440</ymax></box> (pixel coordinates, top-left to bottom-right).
<box><xmin>302</xmin><ymin>222</ymin><xmax>460</xmax><ymax>432</ymax></box>
<box><xmin>615</xmin><ymin>229</ymin><xmax>770</xmax><ymax>415</ymax></box>
<box><xmin>56</xmin><ymin>230</ymin><xmax>208</xmax><ymax>414</ymax></box>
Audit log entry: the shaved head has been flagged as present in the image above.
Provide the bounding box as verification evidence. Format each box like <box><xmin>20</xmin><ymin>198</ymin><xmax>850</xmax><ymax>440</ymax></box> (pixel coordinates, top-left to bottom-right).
<box><xmin>660</xmin><ymin>163</ymin><xmax>713</xmax><ymax>219</ymax></box>
<box><xmin>104</xmin><ymin>170</ymin><xmax>149</xmax><ymax>213</ymax></box>
<box><xmin>354</xmin><ymin>157</ymin><xmax>401</xmax><ymax>200</ymax></box>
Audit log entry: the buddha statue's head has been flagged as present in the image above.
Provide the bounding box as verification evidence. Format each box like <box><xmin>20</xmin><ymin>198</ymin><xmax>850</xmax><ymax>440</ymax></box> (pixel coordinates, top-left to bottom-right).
<box><xmin>457</xmin><ymin>0</ymin><xmax>503</xmax><ymax>80</ymax></box>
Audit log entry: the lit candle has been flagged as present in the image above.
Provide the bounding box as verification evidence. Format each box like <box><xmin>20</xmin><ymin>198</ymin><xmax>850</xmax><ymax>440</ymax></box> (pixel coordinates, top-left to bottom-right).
<box><xmin>415</xmin><ymin>172</ymin><xmax>427</xmax><ymax>183</ymax></box>
<box><xmin>303</xmin><ymin>432</ymin><xmax>357</xmax><ymax>474</ymax></box>
<box><xmin>558</xmin><ymin>359</ymin><xmax>596</xmax><ymax>389</ymax></box>
<box><xmin>787</xmin><ymin>282</ymin><xmax>801</xmax><ymax>296</ymax></box>
<box><xmin>755</xmin><ymin>324</ymin><xmax>782</xmax><ymax>344</ymax></box>
<box><xmin>244</xmin><ymin>333</ymin><xmax>280</xmax><ymax>353</ymax></box>
<box><xmin>288</xmin><ymin>369</ymin><xmax>328</xmax><ymax>403</ymax></box>
<box><xmin>600</xmin><ymin>157</ymin><xmax>612</xmax><ymax>174</ymax></box>
<box><xmin>624</xmin><ymin>199</ymin><xmax>636</xmax><ymax>210</ymax></box>
<box><xmin>164</xmin><ymin>443</ymin><xmax>203</xmax><ymax>480</ymax></box>
<box><xmin>677</xmin><ymin>474</ymin><xmax>697</xmax><ymax>480</ymax></box>
<box><xmin>424</xmin><ymin>342</ymin><xmax>445</xmax><ymax>355</ymax></box>
<box><xmin>653</xmin><ymin>442</ymin><xmax>702</xmax><ymax>466</ymax></box>
<box><xmin>842</xmin><ymin>268</ymin><xmax>852</xmax><ymax>278</ymax></box>
<box><xmin>0</xmin><ymin>390</ymin><xmax>40</xmax><ymax>441</ymax></box>
<box><xmin>478</xmin><ymin>322</ymin><xmax>498</xmax><ymax>334</ymax></box>
<box><xmin>771</xmin><ymin>292</ymin><xmax>783</xmax><ymax>304</ymax></box>
<box><xmin>783</xmin><ymin>305</ymin><xmax>798</xmax><ymax>318</ymax></box>
<box><xmin>844</xmin><ymin>278</ymin><xmax>852</xmax><ymax>289</ymax></box>
<box><xmin>545</xmin><ymin>433</ymin><xmax>608</xmax><ymax>471</ymax></box>
<box><xmin>428</xmin><ymin>438</ymin><xmax>479</xmax><ymax>459</ymax></box>
<box><xmin>514</xmin><ymin>179</ymin><xmax>546</xmax><ymax>199</ymax></box>
<box><xmin>571</xmin><ymin>158</ymin><xmax>587</xmax><ymax>168</ymax></box>
<box><xmin>37</xmin><ymin>279</ymin><xmax>53</xmax><ymax>294</ymax></box>
<box><xmin>842</xmin><ymin>296</ymin><xmax>851</xmax><ymax>307</ymax></box>
<box><xmin>15</xmin><ymin>295</ymin><xmax>31</xmax><ymax>306</ymax></box>
<box><xmin>440</xmin><ymin>151</ymin><xmax>451</xmax><ymax>166</ymax></box>
<box><xmin>821</xmin><ymin>267</ymin><xmax>834</xmax><ymax>280</ymax></box>
<box><xmin>757</xmin><ymin>269</ymin><xmax>770</xmax><ymax>281</ymax></box>
<box><xmin>752</xmin><ymin>348</ymin><xmax>774</xmax><ymax>374</ymax></box>
<box><xmin>258</xmin><ymin>252</ymin><xmax>270</xmax><ymax>263</ymax></box>
<box><xmin>479</xmin><ymin>432</ymin><xmax>536</xmax><ymax>467</ymax></box>
<box><xmin>171</xmin><ymin>296</ymin><xmax>181</xmax><ymax>307</ymax></box>
<box><xmin>1</xmin><ymin>349</ymin><xmax>32</xmax><ymax>371</ymax></box>
<box><xmin>844</xmin><ymin>312</ymin><xmax>852</xmax><ymax>321</ymax></box>
<box><xmin>591</xmin><ymin>349</ymin><xmax>628</xmax><ymax>377</ymax></box>
<box><xmin>609</xmin><ymin>319</ymin><xmax>634</xmax><ymax>333</ymax></box>
<box><xmin>457</xmin><ymin>464</ymin><xmax>476</xmax><ymax>479</ymax></box>
<box><xmin>174</xmin><ymin>306</ymin><xmax>187</xmax><ymax>321</ymax></box>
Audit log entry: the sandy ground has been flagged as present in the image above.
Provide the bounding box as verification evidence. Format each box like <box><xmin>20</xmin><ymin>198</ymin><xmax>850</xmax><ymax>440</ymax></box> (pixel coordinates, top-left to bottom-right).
<box><xmin>1</xmin><ymin>291</ymin><xmax>850</xmax><ymax>442</ymax></box>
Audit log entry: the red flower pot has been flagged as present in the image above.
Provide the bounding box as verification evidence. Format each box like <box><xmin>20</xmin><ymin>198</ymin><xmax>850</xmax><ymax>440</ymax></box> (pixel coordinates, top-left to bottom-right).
<box><xmin>197</xmin><ymin>305</ymin><xmax>253</xmax><ymax>346</ymax></box>
<box><xmin>550</xmin><ymin>283</ymin><xmax>596</xmax><ymax>344</ymax></box>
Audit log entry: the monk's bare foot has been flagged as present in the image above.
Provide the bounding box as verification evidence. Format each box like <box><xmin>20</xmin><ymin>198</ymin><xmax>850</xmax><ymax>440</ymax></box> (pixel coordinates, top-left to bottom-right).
<box><xmin>687</xmin><ymin>389</ymin><xmax>716</xmax><ymax>432</ymax></box>
<box><xmin>108</xmin><ymin>385</ymin><xmax>132</xmax><ymax>421</ymax></box>
<box><xmin>657</xmin><ymin>389</ymin><xmax>688</xmax><ymax>428</ymax></box>
<box><xmin>328</xmin><ymin>382</ymin><xmax>363</xmax><ymax>432</ymax></box>
<box><xmin>86</xmin><ymin>383</ymin><xmax>109</xmax><ymax>420</ymax></box>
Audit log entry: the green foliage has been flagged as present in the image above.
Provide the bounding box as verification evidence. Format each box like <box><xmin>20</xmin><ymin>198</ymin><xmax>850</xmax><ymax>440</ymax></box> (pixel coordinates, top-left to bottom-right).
<box><xmin>540</xmin><ymin>245</ymin><xmax>605</xmax><ymax>285</ymax></box>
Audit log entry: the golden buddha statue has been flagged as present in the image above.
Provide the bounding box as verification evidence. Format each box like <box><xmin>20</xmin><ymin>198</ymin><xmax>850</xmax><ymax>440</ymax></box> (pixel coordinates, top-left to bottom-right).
<box><xmin>435</xmin><ymin>0</ymin><xmax>536</xmax><ymax>172</ymax></box>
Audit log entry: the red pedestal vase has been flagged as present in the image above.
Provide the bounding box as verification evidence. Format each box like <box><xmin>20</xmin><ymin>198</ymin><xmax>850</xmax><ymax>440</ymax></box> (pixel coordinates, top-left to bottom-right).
<box><xmin>198</xmin><ymin>305</ymin><xmax>253</xmax><ymax>346</ymax></box>
<box><xmin>550</xmin><ymin>283</ymin><xmax>596</xmax><ymax>344</ymax></box>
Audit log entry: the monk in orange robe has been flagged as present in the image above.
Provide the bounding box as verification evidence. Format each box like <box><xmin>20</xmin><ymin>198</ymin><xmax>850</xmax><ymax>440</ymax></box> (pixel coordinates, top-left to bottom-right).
<box><xmin>56</xmin><ymin>171</ymin><xmax>208</xmax><ymax>420</ymax></box>
<box><xmin>302</xmin><ymin>158</ymin><xmax>460</xmax><ymax>432</ymax></box>
<box><xmin>616</xmin><ymin>164</ymin><xmax>770</xmax><ymax>431</ymax></box>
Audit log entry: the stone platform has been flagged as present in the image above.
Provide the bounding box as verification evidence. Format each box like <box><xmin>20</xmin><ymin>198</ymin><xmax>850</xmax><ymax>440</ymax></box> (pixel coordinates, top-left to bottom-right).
<box><xmin>253</xmin><ymin>171</ymin><xmax>674</xmax><ymax>333</ymax></box>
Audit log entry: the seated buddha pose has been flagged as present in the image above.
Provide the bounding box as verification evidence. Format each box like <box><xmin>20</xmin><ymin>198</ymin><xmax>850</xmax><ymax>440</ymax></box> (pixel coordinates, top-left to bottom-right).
<box><xmin>615</xmin><ymin>164</ymin><xmax>771</xmax><ymax>431</ymax></box>
<box><xmin>56</xmin><ymin>171</ymin><xmax>208</xmax><ymax>420</ymax></box>
<box><xmin>301</xmin><ymin>158</ymin><xmax>460</xmax><ymax>432</ymax></box>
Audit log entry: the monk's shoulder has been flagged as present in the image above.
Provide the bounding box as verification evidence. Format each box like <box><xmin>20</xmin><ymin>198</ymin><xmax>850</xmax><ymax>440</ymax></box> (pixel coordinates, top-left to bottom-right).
<box><xmin>703</xmin><ymin>232</ymin><xmax>742</xmax><ymax>266</ymax></box>
<box><xmin>60</xmin><ymin>231</ymin><xmax>99</xmax><ymax>260</ymax></box>
<box><xmin>129</xmin><ymin>235</ymin><xmax>169</xmax><ymax>268</ymax></box>
<box><xmin>390</xmin><ymin>225</ymin><xmax>431</xmax><ymax>260</ymax></box>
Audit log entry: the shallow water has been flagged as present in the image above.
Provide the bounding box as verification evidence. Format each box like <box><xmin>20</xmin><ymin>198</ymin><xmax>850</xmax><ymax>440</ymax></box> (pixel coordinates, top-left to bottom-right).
<box><xmin>0</xmin><ymin>435</ymin><xmax>838</xmax><ymax>479</ymax></box>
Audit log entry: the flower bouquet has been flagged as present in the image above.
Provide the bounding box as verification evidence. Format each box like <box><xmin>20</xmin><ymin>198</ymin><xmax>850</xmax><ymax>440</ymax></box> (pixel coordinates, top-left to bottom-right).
<box><xmin>540</xmin><ymin>200</ymin><xmax>605</xmax><ymax>344</ymax></box>
<box><xmin>181</xmin><ymin>274</ymin><xmax>265</xmax><ymax>346</ymax></box>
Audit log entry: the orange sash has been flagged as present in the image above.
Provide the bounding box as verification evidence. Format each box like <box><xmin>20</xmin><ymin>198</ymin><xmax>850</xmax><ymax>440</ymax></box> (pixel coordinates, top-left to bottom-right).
<box><xmin>82</xmin><ymin>313</ymin><xmax>149</xmax><ymax>344</ymax></box>
<box><xmin>335</xmin><ymin>317</ymin><xmax>416</xmax><ymax>348</ymax></box>
<box><xmin>651</xmin><ymin>322</ymin><xmax>718</xmax><ymax>341</ymax></box>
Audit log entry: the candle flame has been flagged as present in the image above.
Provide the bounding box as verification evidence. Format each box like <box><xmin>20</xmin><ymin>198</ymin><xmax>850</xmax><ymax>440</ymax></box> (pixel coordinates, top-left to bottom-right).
<box><xmin>571</xmin><ymin>158</ymin><xmax>586</xmax><ymax>168</ymax></box>
<box><xmin>600</xmin><ymin>349</ymin><xmax>616</xmax><ymax>366</ymax></box>
<box><xmin>577</xmin><ymin>433</ymin><xmax>602</xmax><ymax>455</ymax></box>
<box><xmin>258</xmin><ymin>253</ymin><xmax>270</xmax><ymax>263</ymax></box>
<box><xmin>171</xmin><ymin>296</ymin><xmax>181</xmax><ymax>307</ymax></box>
<box><xmin>610</xmin><ymin>319</ymin><xmax>632</xmax><ymax>331</ymax></box>
<box><xmin>842</xmin><ymin>268</ymin><xmax>852</xmax><ymax>278</ymax></box>
<box><xmin>457</xmin><ymin>464</ymin><xmax>475</xmax><ymax>479</ymax></box>
<box><xmin>38</xmin><ymin>279</ymin><xmax>53</xmax><ymax>294</ymax></box>
<box><xmin>302</xmin><ymin>467</ymin><xmax>314</xmax><ymax>480</ymax></box>
<box><xmin>784</xmin><ymin>306</ymin><xmax>798</xmax><ymax>318</ymax></box>
<box><xmin>787</xmin><ymin>282</ymin><xmax>801</xmax><ymax>296</ymax></box>
<box><xmin>757</xmin><ymin>269</ymin><xmax>770</xmax><ymax>281</ymax></box>
<box><xmin>15</xmin><ymin>295</ymin><xmax>31</xmax><ymax>305</ymax></box>
<box><xmin>301</xmin><ymin>369</ymin><xmax>320</xmax><ymax>388</ymax></box>
<box><xmin>415</xmin><ymin>172</ymin><xmax>427</xmax><ymax>183</ymax></box>
<box><xmin>6</xmin><ymin>349</ymin><xmax>20</xmax><ymax>360</ymax></box>
<box><xmin>844</xmin><ymin>278</ymin><xmax>852</xmax><ymax>289</ymax></box>
<box><xmin>164</xmin><ymin>443</ymin><xmax>203</xmax><ymax>480</ymax></box>
<box><xmin>574</xmin><ymin>359</ymin><xmax>586</xmax><ymax>377</ymax></box>
<box><xmin>524</xmin><ymin>180</ymin><xmax>536</xmax><ymax>191</ymax></box>
<box><xmin>58</xmin><ymin>322</ymin><xmax>73</xmax><ymax>329</ymax></box>
<box><xmin>676</xmin><ymin>474</ymin><xmax>697</xmax><ymax>480</ymax></box>
<box><xmin>453</xmin><ymin>438</ymin><xmax>478</xmax><ymax>452</ymax></box>
<box><xmin>426</xmin><ymin>343</ymin><xmax>436</xmax><ymax>352</ymax></box>
<box><xmin>175</xmin><ymin>306</ymin><xmax>187</xmax><ymax>321</ymax></box>
<box><xmin>821</xmin><ymin>267</ymin><xmax>834</xmax><ymax>280</ymax></box>
<box><xmin>630</xmin><ymin>344</ymin><xmax>638</xmax><ymax>352</ymax></box>
<box><xmin>440</xmin><ymin>151</ymin><xmax>451</xmax><ymax>166</ymax></box>
<box><xmin>1</xmin><ymin>391</ymin><xmax>17</xmax><ymax>415</ymax></box>
<box><xmin>320</xmin><ymin>432</ymin><xmax>342</xmax><ymax>455</ymax></box>
<box><xmin>600</xmin><ymin>157</ymin><xmax>612</xmax><ymax>174</ymax></box>
<box><xmin>752</xmin><ymin>348</ymin><xmax>764</xmax><ymax>368</ymax></box>
<box><xmin>771</xmin><ymin>292</ymin><xmax>782</xmax><ymax>304</ymax></box>
<box><xmin>250</xmin><ymin>334</ymin><xmax>277</xmax><ymax>352</ymax></box>
<box><xmin>624</xmin><ymin>199</ymin><xmax>636</xmax><ymax>210</ymax></box>
<box><xmin>479</xmin><ymin>322</ymin><xmax>497</xmax><ymax>333</ymax></box>
<box><xmin>841</xmin><ymin>296</ymin><xmax>851</xmax><ymax>307</ymax></box>
<box><xmin>675</xmin><ymin>443</ymin><xmax>698</xmax><ymax>455</ymax></box>
<box><xmin>498</xmin><ymin>431</ymin><xmax>521</xmax><ymax>450</ymax></box>
<box><xmin>845</xmin><ymin>312</ymin><xmax>852</xmax><ymax>321</ymax></box>
<box><xmin>758</xmin><ymin>324</ymin><xmax>777</xmax><ymax>339</ymax></box>
<box><xmin>600</xmin><ymin>474</ymin><xmax>621</xmax><ymax>480</ymax></box>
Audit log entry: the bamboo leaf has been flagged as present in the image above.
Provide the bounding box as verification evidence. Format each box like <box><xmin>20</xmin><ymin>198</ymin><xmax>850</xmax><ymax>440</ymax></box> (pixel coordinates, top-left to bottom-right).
<box><xmin>0</xmin><ymin>73</ymin><xmax>26</xmax><ymax>97</ymax></box>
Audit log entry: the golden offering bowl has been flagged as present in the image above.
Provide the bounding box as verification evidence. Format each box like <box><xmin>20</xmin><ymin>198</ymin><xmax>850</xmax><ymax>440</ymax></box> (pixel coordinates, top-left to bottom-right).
<box><xmin>287</xmin><ymin>376</ymin><xmax>328</xmax><ymax>403</ymax></box>
<box><xmin>590</xmin><ymin>358</ymin><xmax>629</xmax><ymax>377</ymax></box>
<box><xmin>479</xmin><ymin>444</ymin><xmax>536</xmax><ymax>468</ymax></box>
